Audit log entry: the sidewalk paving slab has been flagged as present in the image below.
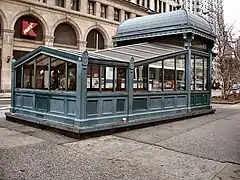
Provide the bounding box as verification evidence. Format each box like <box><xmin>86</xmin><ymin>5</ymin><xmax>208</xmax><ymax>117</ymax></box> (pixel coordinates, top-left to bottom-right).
<box><xmin>156</xmin><ymin>119</ymin><xmax>240</xmax><ymax>164</ymax></box>
<box><xmin>27</xmin><ymin>130</ymin><xmax>79</xmax><ymax>145</ymax></box>
<box><xmin>1</xmin><ymin>105</ymin><xmax>240</xmax><ymax>180</ymax></box>
<box><xmin>0</xmin><ymin>117</ymin><xmax>41</xmax><ymax>133</ymax></box>
<box><xmin>115</xmin><ymin>115</ymin><xmax>220</xmax><ymax>144</ymax></box>
<box><xmin>64</xmin><ymin>135</ymin><xmax>150</xmax><ymax>159</ymax></box>
<box><xmin>212</xmin><ymin>163</ymin><xmax>240</xmax><ymax>180</ymax></box>
<box><xmin>1</xmin><ymin>135</ymin><xmax>226</xmax><ymax>180</ymax></box>
<box><xmin>112</xmin><ymin>145</ymin><xmax>225</xmax><ymax>180</ymax></box>
<box><xmin>0</xmin><ymin>128</ymin><xmax>44</xmax><ymax>149</ymax></box>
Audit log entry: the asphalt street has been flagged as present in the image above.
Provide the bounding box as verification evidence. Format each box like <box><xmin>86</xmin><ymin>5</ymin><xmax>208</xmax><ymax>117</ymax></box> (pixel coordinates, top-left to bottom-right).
<box><xmin>0</xmin><ymin>103</ymin><xmax>239</xmax><ymax>180</ymax></box>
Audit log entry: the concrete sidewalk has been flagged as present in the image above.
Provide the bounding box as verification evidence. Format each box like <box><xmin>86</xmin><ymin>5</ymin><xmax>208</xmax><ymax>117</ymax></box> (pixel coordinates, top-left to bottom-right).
<box><xmin>0</xmin><ymin>93</ymin><xmax>11</xmax><ymax>99</ymax></box>
<box><xmin>0</xmin><ymin>104</ymin><xmax>239</xmax><ymax>180</ymax></box>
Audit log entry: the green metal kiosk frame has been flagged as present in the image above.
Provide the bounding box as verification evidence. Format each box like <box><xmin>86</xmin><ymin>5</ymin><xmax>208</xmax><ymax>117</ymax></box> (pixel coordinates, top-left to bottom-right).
<box><xmin>6</xmin><ymin>9</ymin><xmax>216</xmax><ymax>133</ymax></box>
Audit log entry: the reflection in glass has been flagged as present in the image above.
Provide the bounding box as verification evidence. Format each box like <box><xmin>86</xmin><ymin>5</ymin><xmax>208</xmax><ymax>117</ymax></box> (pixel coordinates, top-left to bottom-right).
<box><xmin>149</xmin><ymin>61</ymin><xmax>163</xmax><ymax>91</ymax></box>
<box><xmin>35</xmin><ymin>55</ymin><xmax>49</xmax><ymax>90</ymax></box>
<box><xmin>16</xmin><ymin>66</ymin><xmax>22</xmax><ymax>88</ymax></box>
<box><xmin>191</xmin><ymin>55</ymin><xmax>195</xmax><ymax>90</ymax></box>
<box><xmin>195</xmin><ymin>56</ymin><xmax>204</xmax><ymax>91</ymax></box>
<box><xmin>134</xmin><ymin>66</ymin><xmax>148</xmax><ymax>91</ymax></box>
<box><xmin>102</xmin><ymin>66</ymin><xmax>113</xmax><ymax>90</ymax></box>
<box><xmin>23</xmin><ymin>61</ymin><xmax>34</xmax><ymax>89</ymax></box>
<box><xmin>204</xmin><ymin>58</ymin><xmax>208</xmax><ymax>90</ymax></box>
<box><xmin>88</xmin><ymin>65</ymin><xmax>100</xmax><ymax>90</ymax></box>
<box><xmin>50</xmin><ymin>58</ymin><xmax>66</xmax><ymax>90</ymax></box>
<box><xmin>116</xmin><ymin>68</ymin><xmax>126</xmax><ymax>91</ymax></box>
<box><xmin>164</xmin><ymin>58</ymin><xmax>175</xmax><ymax>91</ymax></box>
<box><xmin>68</xmin><ymin>63</ymin><xmax>76</xmax><ymax>91</ymax></box>
<box><xmin>176</xmin><ymin>55</ymin><xmax>186</xmax><ymax>91</ymax></box>
<box><xmin>87</xmin><ymin>65</ymin><xmax>126</xmax><ymax>92</ymax></box>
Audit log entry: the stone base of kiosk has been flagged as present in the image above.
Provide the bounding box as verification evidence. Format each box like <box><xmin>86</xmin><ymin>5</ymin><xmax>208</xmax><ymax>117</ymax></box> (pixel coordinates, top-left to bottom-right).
<box><xmin>5</xmin><ymin>108</ymin><xmax>215</xmax><ymax>134</ymax></box>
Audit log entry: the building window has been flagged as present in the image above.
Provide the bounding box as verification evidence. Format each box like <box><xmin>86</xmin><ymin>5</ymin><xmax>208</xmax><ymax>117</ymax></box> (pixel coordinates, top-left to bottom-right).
<box><xmin>159</xmin><ymin>0</ymin><xmax>162</xmax><ymax>13</ymax></box>
<box><xmin>142</xmin><ymin>0</ymin><xmax>145</xmax><ymax>6</ymax></box>
<box><xmin>55</xmin><ymin>0</ymin><xmax>64</xmax><ymax>7</ymax></box>
<box><xmin>86</xmin><ymin>29</ymin><xmax>105</xmax><ymax>50</ymax></box>
<box><xmin>71</xmin><ymin>0</ymin><xmax>79</xmax><ymax>11</ymax></box>
<box><xmin>88</xmin><ymin>1</ymin><xmax>95</xmax><ymax>15</ymax></box>
<box><xmin>87</xmin><ymin>65</ymin><xmax>126</xmax><ymax>92</ymax></box>
<box><xmin>13</xmin><ymin>50</ymin><xmax>29</xmax><ymax>60</ymax></box>
<box><xmin>147</xmin><ymin>0</ymin><xmax>150</xmax><ymax>8</ymax></box>
<box><xmin>125</xmin><ymin>12</ymin><xmax>130</xmax><ymax>20</ymax></box>
<box><xmin>154</xmin><ymin>0</ymin><xmax>157</xmax><ymax>11</ymax></box>
<box><xmin>137</xmin><ymin>0</ymin><xmax>140</xmax><ymax>4</ymax></box>
<box><xmin>169</xmin><ymin>5</ymin><xmax>172</xmax><ymax>11</ymax></box>
<box><xmin>114</xmin><ymin>8</ymin><xmax>120</xmax><ymax>21</ymax></box>
<box><xmin>173</xmin><ymin>6</ymin><xmax>176</xmax><ymax>11</ymax></box>
<box><xmin>101</xmin><ymin>4</ymin><xmax>107</xmax><ymax>18</ymax></box>
<box><xmin>163</xmin><ymin>2</ymin><xmax>166</xmax><ymax>12</ymax></box>
<box><xmin>38</xmin><ymin>0</ymin><xmax>47</xmax><ymax>3</ymax></box>
<box><xmin>54</xmin><ymin>23</ymin><xmax>77</xmax><ymax>46</ymax></box>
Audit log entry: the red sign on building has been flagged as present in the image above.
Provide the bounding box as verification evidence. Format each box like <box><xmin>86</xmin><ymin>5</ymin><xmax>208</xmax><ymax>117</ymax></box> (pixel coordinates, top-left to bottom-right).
<box><xmin>22</xmin><ymin>21</ymin><xmax>38</xmax><ymax>37</ymax></box>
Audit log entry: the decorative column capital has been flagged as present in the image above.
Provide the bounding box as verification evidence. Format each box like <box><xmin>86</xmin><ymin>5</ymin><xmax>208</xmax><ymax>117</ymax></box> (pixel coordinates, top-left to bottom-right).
<box><xmin>2</xmin><ymin>29</ymin><xmax>15</xmax><ymax>45</ymax></box>
<box><xmin>183</xmin><ymin>33</ymin><xmax>195</xmax><ymax>49</ymax></box>
<box><xmin>129</xmin><ymin>57</ymin><xmax>135</xmax><ymax>71</ymax></box>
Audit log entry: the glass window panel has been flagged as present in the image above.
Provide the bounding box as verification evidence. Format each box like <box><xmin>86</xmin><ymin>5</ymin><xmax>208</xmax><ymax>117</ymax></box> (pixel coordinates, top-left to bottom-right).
<box><xmin>102</xmin><ymin>66</ymin><xmax>113</xmax><ymax>90</ymax></box>
<box><xmin>134</xmin><ymin>66</ymin><xmax>148</xmax><ymax>91</ymax></box>
<box><xmin>50</xmin><ymin>58</ymin><xmax>66</xmax><ymax>91</ymax></box>
<box><xmin>116</xmin><ymin>68</ymin><xmax>126</xmax><ymax>91</ymax></box>
<box><xmin>88</xmin><ymin>1</ymin><xmax>95</xmax><ymax>15</ymax></box>
<box><xmin>56</xmin><ymin>0</ymin><xmax>64</xmax><ymax>7</ymax></box>
<box><xmin>195</xmin><ymin>56</ymin><xmax>204</xmax><ymax>91</ymax></box>
<box><xmin>91</xmin><ymin>65</ymin><xmax>100</xmax><ymax>88</ymax></box>
<box><xmin>16</xmin><ymin>66</ymin><xmax>22</xmax><ymax>88</ymax></box>
<box><xmin>35</xmin><ymin>55</ymin><xmax>49</xmax><ymax>90</ymax></box>
<box><xmin>204</xmin><ymin>58</ymin><xmax>208</xmax><ymax>90</ymax></box>
<box><xmin>67</xmin><ymin>63</ymin><xmax>76</xmax><ymax>91</ymax></box>
<box><xmin>23</xmin><ymin>60</ymin><xmax>34</xmax><ymax>89</ymax></box>
<box><xmin>101</xmin><ymin>5</ymin><xmax>107</xmax><ymax>18</ymax></box>
<box><xmin>149</xmin><ymin>61</ymin><xmax>163</xmax><ymax>91</ymax></box>
<box><xmin>164</xmin><ymin>58</ymin><xmax>175</xmax><ymax>91</ymax></box>
<box><xmin>114</xmin><ymin>8</ymin><xmax>120</xmax><ymax>21</ymax></box>
<box><xmin>87</xmin><ymin>65</ymin><xmax>100</xmax><ymax>90</ymax></box>
<box><xmin>176</xmin><ymin>55</ymin><xmax>186</xmax><ymax>91</ymax></box>
<box><xmin>191</xmin><ymin>55</ymin><xmax>195</xmax><ymax>90</ymax></box>
<box><xmin>71</xmin><ymin>0</ymin><xmax>79</xmax><ymax>11</ymax></box>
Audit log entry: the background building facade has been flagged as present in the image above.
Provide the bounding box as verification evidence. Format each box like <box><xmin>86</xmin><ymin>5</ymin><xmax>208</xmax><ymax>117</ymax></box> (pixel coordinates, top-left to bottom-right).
<box><xmin>0</xmin><ymin>0</ymin><xmax>180</xmax><ymax>91</ymax></box>
<box><xmin>182</xmin><ymin>0</ymin><xmax>222</xmax><ymax>33</ymax></box>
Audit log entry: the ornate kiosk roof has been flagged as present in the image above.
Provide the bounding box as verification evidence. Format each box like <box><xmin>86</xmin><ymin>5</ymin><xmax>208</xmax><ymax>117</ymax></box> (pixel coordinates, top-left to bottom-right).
<box><xmin>114</xmin><ymin>9</ymin><xmax>215</xmax><ymax>42</ymax></box>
